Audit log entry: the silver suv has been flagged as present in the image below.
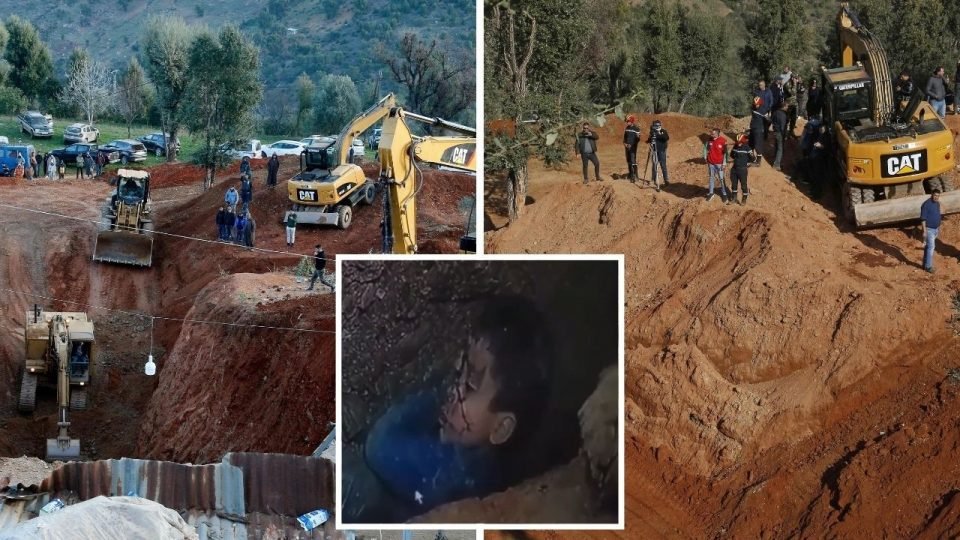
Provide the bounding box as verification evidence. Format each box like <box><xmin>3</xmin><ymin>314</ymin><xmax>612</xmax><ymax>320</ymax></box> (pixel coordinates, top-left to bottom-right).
<box><xmin>63</xmin><ymin>123</ymin><xmax>99</xmax><ymax>144</ymax></box>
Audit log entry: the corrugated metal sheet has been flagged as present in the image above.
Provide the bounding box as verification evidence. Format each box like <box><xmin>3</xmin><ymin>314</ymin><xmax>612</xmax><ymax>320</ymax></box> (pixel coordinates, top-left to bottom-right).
<box><xmin>41</xmin><ymin>457</ymin><xmax>245</xmax><ymax>516</ymax></box>
<box><xmin>186</xmin><ymin>510</ymin><xmax>346</xmax><ymax>540</ymax></box>
<box><xmin>226</xmin><ymin>453</ymin><xmax>334</xmax><ymax>516</ymax></box>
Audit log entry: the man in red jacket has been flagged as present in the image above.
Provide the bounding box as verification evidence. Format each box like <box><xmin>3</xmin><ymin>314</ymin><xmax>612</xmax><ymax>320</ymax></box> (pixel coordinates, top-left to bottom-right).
<box><xmin>702</xmin><ymin>128</ymin><xmax>728</xmax><ymax>202</ymax></box>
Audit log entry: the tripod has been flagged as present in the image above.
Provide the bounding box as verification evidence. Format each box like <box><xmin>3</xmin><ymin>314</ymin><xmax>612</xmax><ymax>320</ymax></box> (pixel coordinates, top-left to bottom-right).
<box><xmin>645</xmin><ymin>136</ymin><xmax>662</xmax><ymax>192</ymax></box>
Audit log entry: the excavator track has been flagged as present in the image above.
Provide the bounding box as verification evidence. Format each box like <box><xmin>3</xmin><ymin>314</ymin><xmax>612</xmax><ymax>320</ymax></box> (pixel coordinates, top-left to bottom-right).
<box><xmin>70</xmin><ymin>388</ymin><xmax>87</xmax><ymax>411</ymax></box>
<box><xmin>18</xmin><ymin>372</ymin><xmax>37</xmax><ymax>413</ymax></box>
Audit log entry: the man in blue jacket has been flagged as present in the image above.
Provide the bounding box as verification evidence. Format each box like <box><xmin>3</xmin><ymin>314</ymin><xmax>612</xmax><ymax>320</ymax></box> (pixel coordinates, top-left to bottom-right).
<box><xmin>921</xmin><ymin>190</ymin><xmax>942</xmax><ymax>273</ymax></box>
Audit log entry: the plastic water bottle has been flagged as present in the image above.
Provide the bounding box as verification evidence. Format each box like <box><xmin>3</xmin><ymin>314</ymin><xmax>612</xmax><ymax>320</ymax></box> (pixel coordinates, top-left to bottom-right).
<box><xmin>145</xmin><ymin>354</ymin><xmax>156</xmax><ymax>376</ymax></box>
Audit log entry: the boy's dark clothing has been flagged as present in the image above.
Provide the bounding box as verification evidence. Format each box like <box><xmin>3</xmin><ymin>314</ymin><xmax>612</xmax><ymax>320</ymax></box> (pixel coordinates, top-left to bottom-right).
<box><xmin>647</xmin><ymin>127</ymin><xmax>670</xmax><ymax>185</ymax></box>
<box><xmin>623</xmin><ymin>122</ymin><xmax>640</xmax><ymax>180</ymax></box>
<box><xmin>362</xmin><ymin>391</ymin><xmax>500</xmax><ymax>519</ymax></box>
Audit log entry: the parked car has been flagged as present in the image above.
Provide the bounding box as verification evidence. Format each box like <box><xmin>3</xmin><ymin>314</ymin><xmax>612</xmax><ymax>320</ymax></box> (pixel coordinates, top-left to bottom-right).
<box><xmin>350</xmin><ymin>139</ymin><xmax>365</xmax><ymax>159</ymax></box>
<box><xmin>0</xmin><ymin>144</ymin><xmax>34</xmax><ymax>176</ymax></box>
<box><xmin>101</xmin><ymin>139</ymin><xmax>148</xmax><ymax>164</ymax></box>
<box><xmin>17</xmin><ymin>112</ymin><xmax>53</xmax><ymax>138</ymax></box>
<box><xmin>137</xmin><ymin>132</ymin><xmax>180</xmax><ymax>157</ymax></box>
<box><xmin>262</xmin><ymin>140</ymin><xmax>305</xmax><ymax>156</ymax></box>
<box><xmin>49</xmin><ymin>143</ymin><xmax>119</xmax><ymax>167</ymax></box>
<box><xmin>63</xmin><ymin>123</ymin><xmax>99</xmax><ymax>144</ymax></box>
<box><xmin>227</xmin><ymin>139</ymin><xmax>264</xmax><ymax>159</ymax></box>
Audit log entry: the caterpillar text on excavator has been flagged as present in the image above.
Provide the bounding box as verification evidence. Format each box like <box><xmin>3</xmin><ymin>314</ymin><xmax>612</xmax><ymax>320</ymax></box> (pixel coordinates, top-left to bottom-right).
<box><xmin>19</xmin><ymin>305</ymin><xmax>94</xmax><ymax>460</ymax></box>
<box><xmin>825</xmin><ymin>3</ymin><xmax>958</xmax><ymax>227</ymax></box>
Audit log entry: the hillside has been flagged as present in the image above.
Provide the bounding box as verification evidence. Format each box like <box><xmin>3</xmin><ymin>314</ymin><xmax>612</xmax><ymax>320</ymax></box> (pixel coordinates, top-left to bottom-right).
<box><xmin>11</xmin><ymin>0</ymin><xmax>474</xmax><ymax>104</ymax></box>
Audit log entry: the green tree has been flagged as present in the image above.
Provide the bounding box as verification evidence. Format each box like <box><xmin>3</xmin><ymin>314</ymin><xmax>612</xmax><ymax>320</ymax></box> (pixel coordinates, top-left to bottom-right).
<box><xmin>181</xmin><ymin>26</ymin><xmax>263</xmax><ymax>190</ymax></box>
<box><xmin>313</xmin><ymin>74</ymin><xmax>361</xmax><ymax>135</ymax></box>
<box><xmin>642</xmin><ymin>0</ymin><xmax>685</xmax><ymax>113</ymax></box>
<box><xmin>4</xmin><ymin>16</ymin><xmax>54</xmax><ymax>105</ymax></box>
<box><xmin>141</xmin><ymin>16</ymin><xmax>199</xmax><ymax>161</ymax></box>
<box><xmin>117</xmin><ymin>57</ymin><xmax>152</xmax><ymax>137</ymax></box>
<box><xmin>295</xmin><ymin>72</ymin><xmax>315</xmax><ymax>134</ymax></box>
<box><xmin>743</xmin><ymin>0</ymin><xmax>813</xmax><ymax>81</ymax></box>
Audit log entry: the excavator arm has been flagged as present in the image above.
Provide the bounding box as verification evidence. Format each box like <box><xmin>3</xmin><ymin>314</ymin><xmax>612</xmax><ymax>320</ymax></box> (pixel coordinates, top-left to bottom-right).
<box><xmin>378</xmin><ymin>107</ymin><xmax>476</xmax><ymax>254</ymax></box>
<box><xmin>838</xmin><ymin>2</ymin><xmax>894</xmax><ymax>124</ymax></box>
<box><xmin>47</xmin><ymin>316</ymin><xmax>80</xmax><ymax>459</ymax></box>
<box><xmin>334</xmin><ymin>93</ymin><xmax>397</xmax><ymax>165</ymax></box>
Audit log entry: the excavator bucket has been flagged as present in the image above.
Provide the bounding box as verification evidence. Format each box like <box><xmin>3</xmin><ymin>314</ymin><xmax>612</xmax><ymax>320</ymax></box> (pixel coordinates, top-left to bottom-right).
<box><xmin>92</xmin><ymin>231</ymin><xmax>154</xmax><ymax>267</ymax></box>
<box><xmin>853</xmin><ymin>190</ymin><xmax>960</xmax><ymax>227</ymax></box>
<box><xmin>46</xmin><ymin>437</ymin><xmax>81</xmax><ymax>460</ymax></box>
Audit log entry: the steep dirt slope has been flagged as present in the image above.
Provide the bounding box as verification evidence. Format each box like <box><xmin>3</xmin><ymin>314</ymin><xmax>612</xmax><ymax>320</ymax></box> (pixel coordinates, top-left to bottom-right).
<box><xmin>485</xmin><ymin>112</ymin><xmax>960</xmax><ymax>536</ymax></box>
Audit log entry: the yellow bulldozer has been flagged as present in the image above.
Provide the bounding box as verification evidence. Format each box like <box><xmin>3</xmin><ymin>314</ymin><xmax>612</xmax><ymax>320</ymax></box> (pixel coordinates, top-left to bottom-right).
<box><xmin>93</xmin><ymin>169</ymin><xmax>154</xmax><ymax>266</ymax></box>
<box><xmin>824</xmin><ymin>3</ymin><xmax>958</xmax><ymax>227</ymax></box>
<box><xmin>19</xmin><ymin>305</ymin><xmax>94</xmax><ymax>460</ymax></box>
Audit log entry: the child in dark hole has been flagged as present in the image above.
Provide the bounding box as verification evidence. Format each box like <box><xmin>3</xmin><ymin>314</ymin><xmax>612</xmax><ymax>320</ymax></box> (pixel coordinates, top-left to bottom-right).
<box><xmin>342</xmin><ymin>296</ymin><xmax>554</xmax><ymax>523</ymax></box>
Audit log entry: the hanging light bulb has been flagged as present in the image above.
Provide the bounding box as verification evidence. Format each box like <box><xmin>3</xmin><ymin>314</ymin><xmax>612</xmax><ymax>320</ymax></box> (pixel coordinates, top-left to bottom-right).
<box><xmin>145</xmin><ymin>354</ymin><xmax>156</xmax><ymax>376</ymax></box>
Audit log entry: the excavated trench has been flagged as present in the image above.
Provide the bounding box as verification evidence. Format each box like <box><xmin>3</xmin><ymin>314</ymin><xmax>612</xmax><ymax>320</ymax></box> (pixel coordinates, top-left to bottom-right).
<box><xmin>485</xmin><ymin>112</ymin><xmax>960</xmax><ymax>537</ymax></box>
<box><xmin>0</xmin><ymin>156</ymin><xmax>481</xmax><ymax>463</ymax></box>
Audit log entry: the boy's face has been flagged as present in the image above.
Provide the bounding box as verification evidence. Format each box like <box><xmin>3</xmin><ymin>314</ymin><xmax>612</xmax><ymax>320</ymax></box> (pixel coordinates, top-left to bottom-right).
<box><xmin>439</xmin><ymin>338</ymin><xmax>516</xmax><ymax>447</ymax></box>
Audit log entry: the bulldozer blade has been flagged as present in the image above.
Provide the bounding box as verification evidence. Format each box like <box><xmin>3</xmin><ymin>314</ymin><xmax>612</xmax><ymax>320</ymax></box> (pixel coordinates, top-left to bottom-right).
<box><xmin>92</xmin><ymin>232</ymin><xmax>153</xmax><ymax>267</ymax></box>
<box><xmin>854</xmin><ymin>189</ymin><xmax>960</xmax><ymax>228</ymax></box>
<box><xmin>45</xmin><ymin>438</ymin><xmax>81</xmax><ymax>460</ymax></box>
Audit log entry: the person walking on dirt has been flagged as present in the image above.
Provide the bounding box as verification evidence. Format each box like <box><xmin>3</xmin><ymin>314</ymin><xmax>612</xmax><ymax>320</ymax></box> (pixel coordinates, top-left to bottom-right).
<box><xmin>771</xmin><ymin>102</ymin><xmax>789</xmax><ymax>171</ymax></box>
<box><xmin>575</xmin><ymin>122</ymin><xmax>601</xmax><ymax>184</ymax></box>
<box><xmin>83</xmin><ymin>152</ymin><xmax>95</xmax><ymax>179</ymax></box>
<box><xmin>224</xmin><ymin>208</ymin><xmax>236</xmax><ymax>242</ymax></box>
<box><xmin>926</xmin><ymin>66</ymin><xmax>947</xmax><ymax>118</ymax></box>
<box><xmin>703</xmin><ymin>128</ymin><xmax>729</xmax><ymax>202</ymax></box>
<box><xmin>24</xmin><ymin>153</ymin><xmax>33</xmax><ymax>181</ymax></box>
<box><xmin>95</xmin><ymin>151</ymin><xmax>106</xmax><ymax>177</ymax></box>
<box><xmin>647</xmin><ymin>119</ymin><xmax>670</xmax><ymax>189</ymax></box>
<box><xmin>804</xmin><ymin>121</ymin><xmax>829</xmax><ymax>200</ymax></box>
<box><xmin>216</xmin><ymin>205</ymin><xmax>227</xmax><ymax>241</ymax></box>
<box><xmin>224</xmin><ymin>185</ymin><xmax>239</xmax><ymax>213</ymax></box>
<box><xmin>921</xmin><ymin>190</ymin><xmax>942</xmax><ymax>273</ymax></box>
<box><xmin>729</xmin><ymin>133</ymin><xmax>755</xmax><ymax>206</ymax></box>
<box><xmin>28</xmin><ymin>151</ymin><xmax>37</xmax><ymax>179</ymax></box>
<box><xmin>285</xmin><ymin>212</ymin><xmax>297</xmax><ymax>247</ymax></box>
<box><xmin>75</xmin><ymin>154</ymin><xmax>84</xmax><ymax>179</ymax></box>
<box><xmin>623</xmin><ymin>115</ymin><xmax>641</xmax><ymax>181</ymax></box>
<box><xmin>267</xmin><ymin>153</ymin><xmax>280</xmax><ymax>187</ymax></box>
<box><xmin>307</xmin><ymin>244</ymin><xmax>335</xmax><ymax>292</ymax></box>
<box><xmin>240</xmin><ymin>155</ymin><xmax>252</xmax><ymax>179</ymax></box>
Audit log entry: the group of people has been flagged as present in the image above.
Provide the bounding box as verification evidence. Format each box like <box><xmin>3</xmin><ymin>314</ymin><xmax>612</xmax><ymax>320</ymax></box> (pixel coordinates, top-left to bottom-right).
<box><xmin>216</xmin><ymin>203</ymin><xmax>256</xmax><ymax>247</ymax></box>
<box><xmin>7</xmin><ymin>149</ymin><xmax>107</xmax><ymax>180</ymax></box>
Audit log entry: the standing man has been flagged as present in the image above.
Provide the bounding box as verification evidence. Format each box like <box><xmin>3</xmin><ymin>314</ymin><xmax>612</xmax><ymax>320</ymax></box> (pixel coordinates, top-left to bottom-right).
<box><xmin>770</xmin><ymin>78</ymin><xmax>786</xmax><ymax>118</ymax></box>
<box><xmin>307</xmin><ymin>244</ymin><xmax>335</xmax><ymax>292</ymax></box>
<box><xmin>240</xmin><ymin>175</ymin><xmax>253</xmax><ymax>213</ymax></box>
<box><xmin>267</xmin><ymin>153</ymin><xmax>280</xmax><ymax>188</ymax></box>
<box><xmin>771</xmin><ymin>102</ymin><xmax>789</xmax><ymax>171</ymax></box>
<box><xmin>46</xmin><ymin>153</ymin><xmax>56</xmax><ymax>179</ymax></box>
<box><xmin>778</xmin><ymin>66</ymin><xmax>792</xmax><ymax>86</ymax></box>
<box><xmin>234</xmin><ymin>211</ymin><xmax>247</xmax><ymax>245</ymax></box>
<box><xmin>574</xmin><ymin>122</ymin><xmax>600</xmax><ymax>184</ymax></box>
<box><xmin>224</xmin><ymin>184</ymin><xmax>239</xmax><ymax>213</ymax></box>
<box><xmin>729</xmin><ymin>133</ymin><xmax>755</xmax><ymax>205</ymax></box>
<box><xmin>795</xmin><ymin>75</ymin><xmax>808</xmax><ymax>121</ymax></box>
<box><xmin>921</xmin><ymin>189</ymin><xmax>942</xmax><ymax>273</ymax></box>
<box><xmin>894</xmin><ymin>70</ymin><xmax>914</xmax><ymax>113</ymax></box>
<box><xmin>623</xmin><ymin>115</ymin><xmax>641</xmax><ymax>182</ymax></box>
<box><xmin>285</xmin><ymin>212</ymin><xmax>297</xmax><ymax>247</ymax></box>
<box><xmin>703</xmin><ymin>128</ymin><xmax>729</xmax><ymax>202</ymax></box>
<box><xmin>647</xmin><ymin>119</ymin><xmax>670</xmax><ymax>190</ymax></box>
<box><xmin>216</xmin><ymin>205</ymin><xmax>227</xmax><ymax>240</ymax></box>
<box><xmin>239</xmin><ymin>155</ymin><xmax>252</xmax><ymax>179</ymax></box>
<box><xmin>753</xmin><ymin>79</ymin><xmax>773</xmax><ymax>138</ymax></box>
<box><xmin>807</xmin><ymin>78</ymin><xmax>822</xmax><ymax>119</ymax></box>
<box><xmin>243</xmin><ymin>212</ymin><xmax>256</xmax><ymax>248</ymax></box>
<box><xmin>926</xmin><ymin>66</ymin><xmax>947</xmax><ymax>118</ymax></box>
<box><xmin>750</xmin><ymin>96</ymin><xmax>766</xmax><ymax>165</ymax></box>
<box><xmin>224</xmin><ymin>207</ymin><xmax>236</xmax><ymax>242</ymax></box>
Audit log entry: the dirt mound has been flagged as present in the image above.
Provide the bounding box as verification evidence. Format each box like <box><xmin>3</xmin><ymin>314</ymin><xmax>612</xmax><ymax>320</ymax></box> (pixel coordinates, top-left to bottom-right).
<box><xmin>136</xmin><ymin>272</ymin><xmax>336</xmax><ymax>463</ymax></box>
<box><xmin>486</xmin><ymin>110</ymin><xmax>960</xmax><ymax>536</ymax></box>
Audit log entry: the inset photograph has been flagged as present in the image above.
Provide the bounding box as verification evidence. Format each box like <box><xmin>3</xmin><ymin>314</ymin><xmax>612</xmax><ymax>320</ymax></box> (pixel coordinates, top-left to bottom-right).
<box><xmin>338</xmin><ymin>257</ymin><xmax>623</xmax><ymax>527</ymax></box>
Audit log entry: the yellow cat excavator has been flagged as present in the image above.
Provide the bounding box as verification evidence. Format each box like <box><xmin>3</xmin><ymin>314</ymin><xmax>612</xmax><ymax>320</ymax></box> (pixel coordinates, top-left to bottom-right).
<box><xmin>19</xmin><ymin>305</ymin><xmax>93</xmax><ymax>460</ymax></box>
<box><xmin>377</xmin><ymin>107</ymin><xmax>477</xmax><ymax>254</ymax></box>
<box><xmin>284</xmin><ymin>94</ymin><xmax>395</xmax><ymax>228</ymax></box>
<box><xmin>825</xmin><ymin>3</ymin><xmax>958</xmax><ymax>227</ymax></box>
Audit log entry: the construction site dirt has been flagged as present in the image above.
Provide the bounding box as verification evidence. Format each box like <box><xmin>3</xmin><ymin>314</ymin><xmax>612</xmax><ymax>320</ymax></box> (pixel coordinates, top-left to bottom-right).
<box><xmin>484</xmin><ymin>113</ymin><xmax>960</xmax><ymax>537</ymax></box>
<box><xmin>0</xmin><ymin>155</ymin><xmax>473</xmax><ymax>465</ymax></box>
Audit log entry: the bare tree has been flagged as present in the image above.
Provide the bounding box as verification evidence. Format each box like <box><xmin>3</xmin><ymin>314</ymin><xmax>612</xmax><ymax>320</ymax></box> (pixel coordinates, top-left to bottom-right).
<box><xmin>59</xmin><ymin>54</ymin><xmax>111</xmax><ymax>125</ymax></box>
<box><xmin>116</xmin><ymin>56</ymin><xmax>150</xmax><ymax>137</ymax></box>
<box><xmin>379</xmin><ymin>33</ymin><xmax>475</xmax><ymax>122</ymax></box>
